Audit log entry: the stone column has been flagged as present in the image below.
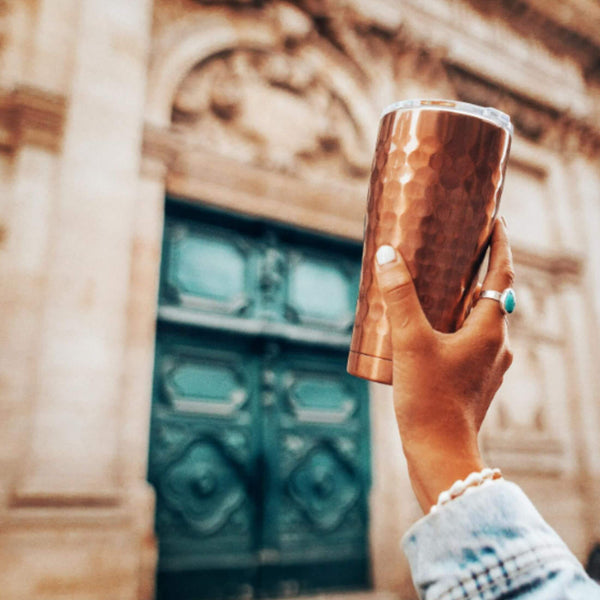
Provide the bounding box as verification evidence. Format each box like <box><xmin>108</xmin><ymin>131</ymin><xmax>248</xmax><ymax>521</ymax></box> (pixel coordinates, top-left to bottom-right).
<box><xmin>566</xmin><ymin>157</ymin><xmax>600</xmax><ymax>548</ymax></box>
<box><xmin>0</xmin><ymin>0</ymin><xmax>156</xmax><ymax>598</ymax></box>
<box><xmin>119</xmin><ymin>129</ymin><xmax>175</xmax><ymax>600</ymax></box>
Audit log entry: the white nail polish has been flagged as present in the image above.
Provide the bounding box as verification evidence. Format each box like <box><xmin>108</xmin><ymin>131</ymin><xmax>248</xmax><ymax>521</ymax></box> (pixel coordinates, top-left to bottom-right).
<box><xmin>376</xmin><ymin>245</ymin><xmax>396</xmax><ymax>265</ymax></box>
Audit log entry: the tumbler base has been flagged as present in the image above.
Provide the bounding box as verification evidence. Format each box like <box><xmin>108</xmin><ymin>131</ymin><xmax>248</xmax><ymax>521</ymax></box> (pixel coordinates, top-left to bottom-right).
<box><xmin>347</xmin><ymin>351</ymin><xmax>393</xmax><ymax>385</ymax></box>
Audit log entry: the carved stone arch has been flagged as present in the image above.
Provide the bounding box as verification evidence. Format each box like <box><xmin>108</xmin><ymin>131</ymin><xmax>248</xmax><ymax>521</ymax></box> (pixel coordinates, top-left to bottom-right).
<box><xmin>146</xmin><ymin>10</ymin><xmax>282</xmax><ymax>127</ymax></box>
<box><xmin>146</xmin><ymin>3</ymin><xmax>379</xmax><ymax>183</ymax></box>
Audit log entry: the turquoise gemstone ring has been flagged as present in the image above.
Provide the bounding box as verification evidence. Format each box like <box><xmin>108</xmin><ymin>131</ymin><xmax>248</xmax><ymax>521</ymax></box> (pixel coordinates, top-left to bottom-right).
<box><xmin>480</xmin><ymin>288</ymin><xmax>516</xmax><ymax>315</ymax></box>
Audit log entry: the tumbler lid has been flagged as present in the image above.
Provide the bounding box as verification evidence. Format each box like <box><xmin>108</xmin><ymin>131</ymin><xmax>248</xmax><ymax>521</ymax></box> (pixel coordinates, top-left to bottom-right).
<box><xmin>382</xmin><ymin>99</ymin><xmax>513</xmax><ymax>135</ymax></box>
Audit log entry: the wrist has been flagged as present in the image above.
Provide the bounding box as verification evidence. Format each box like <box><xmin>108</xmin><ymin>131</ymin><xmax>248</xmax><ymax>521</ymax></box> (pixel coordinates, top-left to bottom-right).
<box><xmin>403</xmin><ymin>441</ymin><xmax>485</xmax><ymax>513</ymax></box>
<box><xmin>430</xmin><ymin>467</ymin><xmax>503</xmax><ymax>513</ymax></box>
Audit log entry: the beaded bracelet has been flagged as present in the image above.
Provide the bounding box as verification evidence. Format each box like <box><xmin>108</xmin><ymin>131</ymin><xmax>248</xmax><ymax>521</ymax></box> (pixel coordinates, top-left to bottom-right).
<box><xmin>429</xmin><ymin>467</ymin><xmax>503</xmax><ymax>514</ymax></box>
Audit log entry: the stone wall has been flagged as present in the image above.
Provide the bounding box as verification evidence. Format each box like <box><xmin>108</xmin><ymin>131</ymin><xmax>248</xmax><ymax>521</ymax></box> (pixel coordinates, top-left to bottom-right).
<box><xmin>1</xmin><ymin>0</ymin><xmax>600</xmax><ymax>599</ymax></box>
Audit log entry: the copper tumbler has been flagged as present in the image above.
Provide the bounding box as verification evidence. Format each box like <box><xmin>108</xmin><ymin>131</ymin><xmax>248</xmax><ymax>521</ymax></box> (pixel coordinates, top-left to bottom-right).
<box><xmin>347</xmin><ymin>99</ymin><xmax>512</xmax><ymax>385</ymax></box>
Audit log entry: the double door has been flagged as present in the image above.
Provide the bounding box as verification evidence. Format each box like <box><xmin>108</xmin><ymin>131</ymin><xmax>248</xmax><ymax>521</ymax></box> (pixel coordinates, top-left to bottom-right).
<box><xmin>148</xmin><ymin>202</ymin><xmax>371</xmax><ymax>599</ymax></box>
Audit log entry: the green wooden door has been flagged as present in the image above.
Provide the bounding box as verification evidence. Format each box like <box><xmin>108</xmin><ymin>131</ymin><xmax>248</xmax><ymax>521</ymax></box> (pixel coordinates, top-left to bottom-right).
<box><xmin>148</xmin><ymin>201</ymin><xmax>371</xmax><ymax>599</ymax></box>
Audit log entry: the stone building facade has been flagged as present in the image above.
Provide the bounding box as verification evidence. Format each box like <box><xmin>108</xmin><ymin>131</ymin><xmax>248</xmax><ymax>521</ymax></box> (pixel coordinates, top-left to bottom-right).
<box><xmin>1</xmin><ymin>0</ymin><xmax>600</xmax><ymax>599</ymax></box>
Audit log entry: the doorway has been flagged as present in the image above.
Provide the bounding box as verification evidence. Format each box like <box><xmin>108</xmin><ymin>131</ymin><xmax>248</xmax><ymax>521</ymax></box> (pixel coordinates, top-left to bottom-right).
<box><xmin>148</xmin><ymin>199</ymin><xmax>371</xmax><ymax>599</ymax></box>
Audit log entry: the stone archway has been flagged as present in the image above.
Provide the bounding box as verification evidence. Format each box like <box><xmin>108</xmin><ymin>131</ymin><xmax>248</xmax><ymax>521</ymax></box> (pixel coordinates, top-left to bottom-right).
<box><xmin>145</xmin><ymin>4</ymin><xmax>378</xmax><ymax>143</ymax></box>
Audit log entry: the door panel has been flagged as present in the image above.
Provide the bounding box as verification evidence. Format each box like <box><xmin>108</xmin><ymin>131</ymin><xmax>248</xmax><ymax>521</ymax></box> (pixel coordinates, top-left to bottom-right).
<box><xmin>260</xmin><ymin>346</ymin><xmax>369</xmax><ymax>597</ymax></box>
<box><xmin>149</xmin><ymin>330</ymin><xmax>261</xmax><ymax>579</ymax></box>
<box><xmin>162</xmin><ymin>221</ymin><xmax>256</xmax><ymax>317</ymax></box>
<box><xmin>284</xmin><ymin>249</ymin><xmax>359</xmax><ymax>331</ymax></box>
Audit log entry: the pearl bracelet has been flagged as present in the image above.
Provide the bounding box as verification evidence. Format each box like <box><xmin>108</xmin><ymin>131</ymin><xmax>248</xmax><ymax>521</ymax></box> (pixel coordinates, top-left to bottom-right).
<box><xmin>429</xmin><ymin>467</ymin><xmax>502</xmax><ymax>514</ymax></box>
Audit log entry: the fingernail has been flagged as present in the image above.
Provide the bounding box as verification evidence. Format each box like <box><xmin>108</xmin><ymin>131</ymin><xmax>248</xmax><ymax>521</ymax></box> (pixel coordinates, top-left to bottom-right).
<box><xmin>500</xmin><ymin>216</ymin><xmax>508</xmax><ymax>230</ymax></box>
<box><xmin>376</xmin><ymin>245</ymin><xmax>396</xmax><ymax>265</ymax></box>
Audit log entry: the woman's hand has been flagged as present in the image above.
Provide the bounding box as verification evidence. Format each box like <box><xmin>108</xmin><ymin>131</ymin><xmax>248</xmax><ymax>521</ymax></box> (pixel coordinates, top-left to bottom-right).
<box><xmin>375</xmin><ymin>218</ymin><xmax>514</xmax><ymax>512</ymax></box>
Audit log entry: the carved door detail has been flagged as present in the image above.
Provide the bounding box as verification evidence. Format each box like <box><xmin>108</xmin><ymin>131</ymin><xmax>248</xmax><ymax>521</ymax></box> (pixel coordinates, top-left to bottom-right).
<box><xmin>148</xmin><ymin>201</ymin><xmax>370</xmax><ymax>599</ymax></box>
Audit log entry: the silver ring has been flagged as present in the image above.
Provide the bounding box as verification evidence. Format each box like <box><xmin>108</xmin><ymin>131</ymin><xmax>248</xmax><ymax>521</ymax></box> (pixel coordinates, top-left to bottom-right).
<box><xmin>479</xmin><ymin>287</ymin><xmax>516</xmax><ymax>315</ymax></box>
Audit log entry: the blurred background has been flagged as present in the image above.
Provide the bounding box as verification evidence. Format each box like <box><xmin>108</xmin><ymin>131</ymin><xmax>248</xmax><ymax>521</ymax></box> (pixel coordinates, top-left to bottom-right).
<box><xmin>2</xmin><ymin>1</ymin><xmax>600</xmax><ymax>599</ymax></box>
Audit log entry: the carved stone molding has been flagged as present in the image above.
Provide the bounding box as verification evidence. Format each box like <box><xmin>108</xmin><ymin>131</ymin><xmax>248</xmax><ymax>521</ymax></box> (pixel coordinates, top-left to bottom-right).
<box><xmin>0</xmin><ymin>86</ymin><xmax>67</xmax><ymax>154</ymax></box>
<box><xmin>512</xmin><ymin>245</ymin><xmax>583</xmax><ymax>283</ymax></box>
<box><xmin>463</xmin><ymin>0</ymin><xmax>600</xmax><ymax>75</ymax></box>
<box><xmin>482</xmin><ymin>433</ymin><xmax>565</xmax><ymax>476</ymax></box>
<box><xmin>141</xmin><ymin>124</ymin><xmax>178</xmax><ymax>179</ymax></box>
<box><xmin>445</xmin><ymin>65</ymin><xmax>600</xmax><ymax>160</ymax></box>
<box><xmin>147</xmin><ymin>1</ymin><xmax>389</xmax><ymax>196</ymax></box>
<box><xmin>169</xmin><ymin>45</ymin><xmax>373</xmax><ymax>183</ymax></box>
<box><xmin>165</xmin><ymin>139</ymin><xmax>366</xmax><ymax>240</ymax></box>
<box><xmin>153</xmin><ymin>1</ymin><xmax>600</xmax><ymax>166</ymax></box>
<box><xmin>142</xmin><ymin>121</ymin><xmax>365</xmax><ymax>242</ymax></box>
<box><xmin>11</xmin><ymin>488</ymin><xmax>121</xmax><ymax>509</ymax></box>
<box><xmin>296</xmin><ymin>0</ymin><xmax>600</xmax><ymax>159</ymax></box>
<box><xmin>141</xmin><ymin>119</ymin><xmax>366</xmax><ymax>239</ymax></box>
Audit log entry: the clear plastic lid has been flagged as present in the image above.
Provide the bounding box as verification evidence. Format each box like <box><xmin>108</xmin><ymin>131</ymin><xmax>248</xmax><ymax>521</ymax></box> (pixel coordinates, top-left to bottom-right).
<box><xmin>381</xmin><ymin>99</ymin><xmax>513</xmax><ymax>135</ymax></box>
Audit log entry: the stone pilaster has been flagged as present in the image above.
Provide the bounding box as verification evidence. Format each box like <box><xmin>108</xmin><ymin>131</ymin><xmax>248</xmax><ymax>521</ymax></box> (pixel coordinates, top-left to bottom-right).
<box><xmin>0</xmin><ymin>0</ymin><xmax>155</xmax><ymax>598</ymax></box>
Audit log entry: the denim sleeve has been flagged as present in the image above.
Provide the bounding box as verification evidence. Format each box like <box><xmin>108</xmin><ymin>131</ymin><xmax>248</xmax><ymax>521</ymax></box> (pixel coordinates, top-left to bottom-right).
<box><xmin>401</xmin><ymin>480</ymin><xmax>600</xmax><ymax>600</ymax></box>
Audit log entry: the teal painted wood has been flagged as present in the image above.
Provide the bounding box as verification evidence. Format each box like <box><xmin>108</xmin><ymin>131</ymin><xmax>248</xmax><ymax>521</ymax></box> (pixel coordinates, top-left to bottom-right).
<box><xmin>148</xmin><ymin>200</ymin><xmax>371</xmax><ymax>600</ymax></box>
<box><xmin>259</xmin><ymin>343</ymin><xmax>370</xmax><ymax>598</ymax></box>
<box><xmin>148</xmin><ymin>330</ymin><xmax>262</xmax><ymax>573</ymax></box>
<box><xmin>159</xmin><ymin>204</ymin><xmax>362</xmax><ymax>336</ymax></box>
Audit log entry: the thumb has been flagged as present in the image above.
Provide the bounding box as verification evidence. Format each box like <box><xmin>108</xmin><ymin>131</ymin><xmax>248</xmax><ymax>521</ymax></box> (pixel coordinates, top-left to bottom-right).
<box><xmin>374</xmin><ymin>245</ymin><xmax>431</xmax><ymax>344</ymax></box>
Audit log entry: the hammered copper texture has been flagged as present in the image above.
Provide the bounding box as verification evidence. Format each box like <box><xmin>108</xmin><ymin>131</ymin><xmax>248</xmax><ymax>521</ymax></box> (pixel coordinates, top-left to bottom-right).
<box><xmin>348</xmin><ymin>107</ymin><xmax>511</xmax><ymax>384</ymax></box>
